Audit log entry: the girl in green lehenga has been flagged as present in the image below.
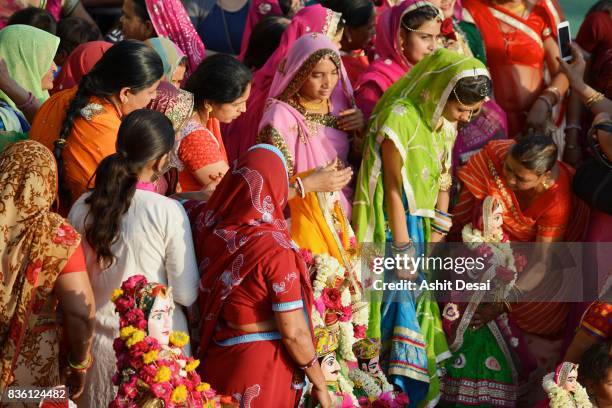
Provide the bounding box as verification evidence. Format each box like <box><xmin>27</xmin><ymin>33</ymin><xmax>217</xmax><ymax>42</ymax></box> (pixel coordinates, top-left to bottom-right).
<box><xmin>352</xmin><ymin>48</ymin><xmax>491</xmax><ymax>407</ymax></box>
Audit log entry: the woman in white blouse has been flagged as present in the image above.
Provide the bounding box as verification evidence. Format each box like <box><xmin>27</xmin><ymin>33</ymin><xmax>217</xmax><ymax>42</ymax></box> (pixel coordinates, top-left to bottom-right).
<box><xmin>68</xmin><ymin>109</ymin><xmax>199</xmax><ymax>408</ymax></box>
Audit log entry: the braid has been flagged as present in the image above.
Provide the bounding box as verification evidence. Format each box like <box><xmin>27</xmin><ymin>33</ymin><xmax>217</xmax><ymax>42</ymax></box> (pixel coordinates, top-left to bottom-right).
<box><xmin>55</xmin><ymin>75</ymin><xmax>95</xmax><ymax>205</ymax></box>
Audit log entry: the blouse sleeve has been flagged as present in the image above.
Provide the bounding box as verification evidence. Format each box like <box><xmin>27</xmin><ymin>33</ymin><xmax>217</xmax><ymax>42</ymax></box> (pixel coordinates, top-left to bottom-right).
<box><xmin>164</xmin><ymin>199</ymin><xmax>200</xmax><ymax>307</ymax></box>
<box><xmin>178</xmin><ymin>129</ymin><xmax>225</xmax><ymax>173</ymax></box>
<box><xmin>576</xmin><ymin>12</ymin><xmax>605</xmax><ymax>54</ymax></box>
<box><xmin>580</xmin><ymin>301</ymin><xmax>612</xmax><ymax>340</ymax></box>
<box><xmin>60</xmin><ymin>244</ymin><xmax>86</xmax><ymax>274</ymax></box>
<box><xmin>264</xmin><ymin>253</ymin><xmax>304</xmax><ymax>313</ymax></box>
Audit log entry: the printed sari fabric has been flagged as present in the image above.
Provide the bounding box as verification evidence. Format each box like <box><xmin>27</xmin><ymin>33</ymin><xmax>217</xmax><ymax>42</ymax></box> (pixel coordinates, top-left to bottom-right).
<box><xmin>0</xmin><ymin>24</ymin><xmax>59</xmax><ymax>113</ymax></box>
<box><xmin>463</xmin><ymin>0</ymin><xmax>559</xmax><ymax>137</ymax></box>
<box><xmin>0</xmin><ymin>0</ymin><xmax>79</xmax><ymax>29</ymax></box>
<box><xmin>0</xmin><ymin>140</ymin><xmax>80</xmax><ymax>393</ymax></box>
<box><xmin>52</xmin><ymin>41</ymin><xmax>112</xmax><ymax>94</ymax></box>
<box><xmin>353</xmin><ymin>48</ymin><xmax>489</xmax><ymax>407</ymax></box>
<box><xmin>224</xmin><ymin>4</ymin><xmax>343</xmax><ymax>163</ymax></box>
<box><xmin>257</xmin><ymin>33</ymin><xmax>354</xmax><ymax>216</ymax></box>
<box><xmin>29</xmin><ymin>88</ymin><xmax>122</xmax><ymax>211</ymax></box>
<box><xmin>145</xmin><ymin>0</ymin><xmax>205</xmax><ymax>76</ymax></box>
<box><xmin>184</xmin><ymin>145</ymin><xmax>313</xmax><ymax>408</ymax></box>
<box><xmin>580</xmin><ymin>301</ymin><xmax>611</xmax><ymax>341</ymax></box>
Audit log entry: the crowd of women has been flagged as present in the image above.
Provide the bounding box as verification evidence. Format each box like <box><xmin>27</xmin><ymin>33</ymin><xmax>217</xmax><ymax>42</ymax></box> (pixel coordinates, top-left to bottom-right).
<box><xmin>0</xmin><ymin>0</ymin><xmax>611</xmax><ymax>407</ymax></box>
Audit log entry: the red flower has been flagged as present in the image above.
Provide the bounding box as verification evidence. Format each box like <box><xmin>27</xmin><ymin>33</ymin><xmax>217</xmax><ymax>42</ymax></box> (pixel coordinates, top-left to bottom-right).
<box><xmin>53</xmin><ymin>224</ymin><xmax>79</xmax><ymax>246</ymax></box>
<box><xmin>476</xmin><ymin>244</ymin><xmax>493</xmax><ymax>259</ymax></box>
<box><xmin>299</xmin><ymin>249</ymin><xmax>314</xmax><ymax>268</ymax></box>
<box><xmin>441</xmin><ymin>18</ymin><xmax>458</xmax><ymax>41</ymax></box>
<box><xmin>514</xmin><ymin>253</ymin><xmax>527</xmax><ymax>273</ymax></box>
<box><xmin>150</xmin><ymin>382</ymin><xmax>173</xmax><ymax>401</ymax></box>
<box><xmin>353</xmin><ymin>325</ymin><xmax>366</xmax><ymax>339</ymax></box>
<box><xmin>124</xmin><ymin>309</ymin><xmax>145</xmax><ymax>327</ymax></box>
<box><xmin>321</xmin><ymin>287</ymin><xmax>342</xmax><ymax>310</ymax></box>
<box><xmin>495</xmin><ymin>266</ymin><xmax>515</xmax><ymax>284</ymax></box>
<box><xmin>25</xmin><ymin>259</ymin><xmax>42</xmax><ymax>285</ymax></box>
<box><xmin>338</xmin><ymin>305</ymin><xmax>352</xmax><ymax>322</ymax></box>
<box><xmin>122</xmin><ymin>275</ymin><xmax>147</xmax><ymax>292</ymax></box>
<box><xmin>115</xmin><ymin>296</ymin><xmax>135</xmax><ymax>312</ymax></box>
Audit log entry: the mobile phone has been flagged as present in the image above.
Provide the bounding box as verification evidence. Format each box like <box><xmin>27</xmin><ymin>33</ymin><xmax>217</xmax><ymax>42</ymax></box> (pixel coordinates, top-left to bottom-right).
<box><xmin>557</xmin><ymin>21</ymin><xmax>572</xmax><ymax>62</ymax></box>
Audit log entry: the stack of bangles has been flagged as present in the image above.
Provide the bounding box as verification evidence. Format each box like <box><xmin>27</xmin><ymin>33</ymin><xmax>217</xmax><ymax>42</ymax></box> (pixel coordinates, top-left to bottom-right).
<box><xmin>294</xmin><ymin>176</ymin><xmax>306</xmax><ymax>199</ymax></box>
<box><xmin>298</xmin><ymin>355</ymin><xmax>318</xmax><ymax>370</ymax></box>
<box><xmin>391</xmin><ymin>241</ymin><xmax>414</xmax><ymax>254</ymax></box>
<box><xmin>432</xmin><ymin>209</ymin><xmax>452</xmax><ymax>236</ymax></box>
<box><xmin>586</xmin><ymin>91</ymin><xmax>605</xmax><ymax>109</ymax></box>
<box><xmin>68</xmin><ymin>353</ymin><xmax>94</xmax><ymax>372</ymax></box>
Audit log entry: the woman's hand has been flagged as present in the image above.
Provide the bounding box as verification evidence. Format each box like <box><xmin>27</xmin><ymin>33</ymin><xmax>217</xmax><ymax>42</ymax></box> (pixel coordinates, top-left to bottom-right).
<box><xmin>526</xmin><ymin>97</ymin><xmax>552</xmax><ymax>133</ymax></box>
<box><xmin>338</xmin><ymin>108</ymin><xmax>366</xmax><ymax>133</ymax></box>
<box><xmin>311</xmin><ymin>383</ymin><xmax>332</xmax><ymax>408</ymax></box>
<box><xmin>470</xmin><ymin>303</ymin><xmax>506</xmax><ymax>330</ymax></box>
<box><xmin>302</xmin><ymin>158</ymin><xmax>353</xmax><ymax>193</ymax></box>
<box><xmin>562</xmin><ymin>129</ymin><xmax>583</xmax><ymax>167</ymax></box>
<box><xmin>557</xmin><ymin>43</ymin><xmax>587</xmax><ymax>89</ymax></box>
<box><xmin>66</xmin><ymin>369</ymin><xmax>88</xmax><ymax>400</ymax></box>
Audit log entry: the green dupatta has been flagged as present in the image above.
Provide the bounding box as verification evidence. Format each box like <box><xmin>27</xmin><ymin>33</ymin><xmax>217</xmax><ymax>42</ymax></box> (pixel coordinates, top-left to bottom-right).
<box><xmin>352</xmin><ymin>48</ymin><xmax>488</xmax><ymax>243</ymax></box>
<box><xmin>146</xmin><ymin>37</ymin><xmax>187</xmax><ymax>84</ymax></box>
<box><xmin>0</xmin><ymin>25</ymin><xmax>59</xmax><ymax>112</ymax></box>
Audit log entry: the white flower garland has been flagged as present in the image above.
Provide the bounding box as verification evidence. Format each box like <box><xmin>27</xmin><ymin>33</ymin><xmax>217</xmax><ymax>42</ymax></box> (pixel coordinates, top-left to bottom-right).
<box><xmin>461</xmin><ymin>223</ymin><xmax>517</xmax><ymax>299</ymax></box>
<box><xmin>348</xmin><ymin>369</ymin><xmax>394</xmax><ymax>400</ymax></box>
<box><xmin>338</xmin><ymin>372</ymin><xmax>359</xmax><ymax>407</ymax></box>
<box><xmin>542</xmin><ymin>372</ymin><xmax>593</xmax><ymax>408</ymax></box>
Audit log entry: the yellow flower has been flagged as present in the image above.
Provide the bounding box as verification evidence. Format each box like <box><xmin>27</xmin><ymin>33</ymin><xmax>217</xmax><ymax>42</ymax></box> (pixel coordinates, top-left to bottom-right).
<box><xmin>154</xmin><ymin>366</ymin><xmax>172</xmax><ymax>383</ymax></box>
<box><xmin>142</xmin><ymin>350</ymin><xmax>159</xmax><ymax>364</ymax></box>
<box><xmin>119</xmin><ymin>326</ymin><xmax>137</xmax><ymax>340</ymax></box>
<box><xmin>170</xmin><ymin>385</ymin><xmax>187</xmax><ymax>404</ymax></box>
<box><xmin>185</xmin><ymin>359</ymin><xmax>200</xmax><ymax>372</ymax></box>
<box><xmin>196</xmin><ymin>382</ymin><xmax>211</xmax><ymax>392</ymax></box>
<box><xmin>111</xmin><ymin>288</ymin><xmax>124</xmax><ymax>302</ymax></box>
<box><xmin>126</xmin><ymin>329</ymin><xmax>146</xmax><ymax>347</ymax></box>
<box><xmin>169</xmin><ymin>331</ymin><xmax>190</xmax><ymax>348</ymax></box>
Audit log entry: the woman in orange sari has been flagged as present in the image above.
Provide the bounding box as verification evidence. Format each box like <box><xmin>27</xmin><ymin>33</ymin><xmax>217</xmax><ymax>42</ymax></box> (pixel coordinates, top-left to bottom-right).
<box><xmin>462</xmin><ymin>0</ymin><xmax>567</xmax><ymax>137</ymax></box>
<box><xmin>29</xmin><ymin>40</ymin><xmax>163</xmax><ymax>213</ymax></box>
<box><xmin>451</xmin><ymin>135</ymin><xmax>588</xmax><ymax>403</ymax></box>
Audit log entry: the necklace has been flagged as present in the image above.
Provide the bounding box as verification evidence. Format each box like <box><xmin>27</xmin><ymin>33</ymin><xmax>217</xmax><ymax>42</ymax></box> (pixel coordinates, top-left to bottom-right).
<box><xmin>297</xmin><ymin>94</ymin><xmax>331</xmax><ymax>114</ymax></box>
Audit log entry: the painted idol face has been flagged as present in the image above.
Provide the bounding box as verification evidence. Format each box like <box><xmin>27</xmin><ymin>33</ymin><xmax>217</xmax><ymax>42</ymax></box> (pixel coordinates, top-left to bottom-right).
<box><xmin>147</xmin><ymin>295</ymin><xmax>174</xmax><ymax>346</ymax></box>
<box><xmin>321</xmin><ymin>353</ymin><xmax>341</xmax><ymax>382</ymax></box>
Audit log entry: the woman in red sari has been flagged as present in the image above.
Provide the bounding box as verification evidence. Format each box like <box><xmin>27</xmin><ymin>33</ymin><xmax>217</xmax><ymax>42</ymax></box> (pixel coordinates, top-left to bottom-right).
<box><xmin>451</xmin><ymin>135</ymin><xmax>588</xmax><ymax>403</ymax></box>
<box><xmin>463</xmin><ymin>0</ymin><xmax>567</xmax><ymax>137</ymax></box>
<box><xmin>184</xmin><ymin>144</ymin><xmax>331</xmax><ymax>408</ymax></box>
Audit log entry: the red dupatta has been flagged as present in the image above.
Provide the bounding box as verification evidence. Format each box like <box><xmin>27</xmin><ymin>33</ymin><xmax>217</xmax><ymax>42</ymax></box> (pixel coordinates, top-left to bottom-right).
<box><xmin>184</xmin><ymin>145</ymin><xmax>313</xmax><ymax>356</ymax></box>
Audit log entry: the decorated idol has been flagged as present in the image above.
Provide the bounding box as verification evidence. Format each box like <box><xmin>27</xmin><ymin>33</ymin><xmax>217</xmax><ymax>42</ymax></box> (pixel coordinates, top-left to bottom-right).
<box><xmin>538</xmin><ymin>363</ymin><xmax>592</xmax><ymax>408</ymax></box>
<box><xmin>109</xmin><ymin>275</ymin><xmax>224</xmax><ymax>408</ymax></box>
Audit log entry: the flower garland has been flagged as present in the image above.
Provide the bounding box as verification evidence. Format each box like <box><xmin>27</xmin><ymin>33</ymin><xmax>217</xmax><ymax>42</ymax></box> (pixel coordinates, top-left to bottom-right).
<box><xmin>110</xmin><ymin>275</ymin><xmax>220</xmax><ymax>408</ymax></box>
<box><xmin>348</xmin><ymin>369</ymin><xmax>394</xmax><ymax>401</ymax></box>
<box><xmin>542</xmin><ymin>372</ymin><xmax>592</xmax><ymax>408</ymax></box>
<box><xmin>461</xmin><ymin>224</ymin><xmax>525</xmax><ymax>300</ymax></box>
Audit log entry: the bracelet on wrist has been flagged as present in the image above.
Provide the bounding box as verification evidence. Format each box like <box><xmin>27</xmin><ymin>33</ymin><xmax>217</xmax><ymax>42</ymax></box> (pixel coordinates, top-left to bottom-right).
<box><xmin>68</xmin><ymin>353</ymin><xmax>93</xmax><ymax>371</ymax></box>
<box><xmin>16</xmin><ymin>92</ymin><xmax>35</xmax><ymax>111</ymax></box>
<box><xmin>565</xmin><ymin>124</ymin><xmax>582</xmax><ymax>131</ymax></box>
<box><xmin>537</xmin><ymin>95</ymin><xmax>553</xmax><ymax>116</ymax></box>
<box><xmin>298</xmin><ymin>355</ymin><xmax>318</xmax><ymax>370</ymax></box>
<box><xmin>294</xmin><ymin>176</ymin><xmax>306</xmax><ymax>199</ymax></box>
<box><xmin>543</xmin><ymin>86</ymin><xmax>561</xmax><ymax>105</ymax></box>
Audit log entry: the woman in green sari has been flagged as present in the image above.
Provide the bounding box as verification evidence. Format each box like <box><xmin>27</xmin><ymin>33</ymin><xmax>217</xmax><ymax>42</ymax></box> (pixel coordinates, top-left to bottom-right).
<box><xmin>352</xmin><ymin>48</ymin><xmax>491</xmax><ymax>407</ymax></box>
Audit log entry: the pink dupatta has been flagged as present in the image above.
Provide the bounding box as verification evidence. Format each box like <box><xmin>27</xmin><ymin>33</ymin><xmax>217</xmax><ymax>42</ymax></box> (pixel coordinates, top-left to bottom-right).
<box><xmin>224</xmin><ymin>4</ymin><xmax>342</xmax><ymax>163</ymax></box>
<box><xmin>258</xmin><ymin>33</ymin><xmax>355</xmax><ymax>214</ymax></box>
<box><xmin>145</xmin><ymin>0</ymin><xmax>206</xmax><ymax>76</ymax></box>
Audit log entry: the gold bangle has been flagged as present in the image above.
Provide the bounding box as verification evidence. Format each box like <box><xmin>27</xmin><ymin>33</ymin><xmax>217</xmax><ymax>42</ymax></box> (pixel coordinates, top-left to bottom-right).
<box><xmin>586</xmin><ymin>91</ymin><xmax>605</xmax><ymax>109</ymax></box>
<box><xmin>68</xmin><ymin>353</ymin><xmax>93</xmax><ymax>371</ymax></box>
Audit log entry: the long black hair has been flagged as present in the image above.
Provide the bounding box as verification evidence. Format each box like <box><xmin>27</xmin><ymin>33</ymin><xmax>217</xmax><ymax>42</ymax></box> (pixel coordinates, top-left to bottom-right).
<box><xmin>84</xmin><ymin>109</ymin><xmax>174</xmax><ymax>268</ymax></box>
<box><xmin>132</xmin><ymin>0</ymin><xmax>151</xmax><ymax>22</ymax></box>
<box><xmin>243</xmin><ymin>16</ymin><xmax>290</xmax><ymax>70</ymax></box>
<box><xmin>184</xmin><ymin>54</ymin><xmax>252</xmax><ymax>110</ymax></box>
<box><xmin>55</xmin><ymin>40</ymin><xmax>163</xmax><ymax>204</ymax></box>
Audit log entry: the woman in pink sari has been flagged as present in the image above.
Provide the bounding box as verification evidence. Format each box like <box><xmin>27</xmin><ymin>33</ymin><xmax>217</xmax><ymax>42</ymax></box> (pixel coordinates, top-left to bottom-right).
<box><xmin>120</xmin><ymin>0</ymin><xmax>205</xmax><ymax>76</ymax></box>
<box><xmin>354</xmin><ymin>0</ymin><xmax>443</xmax><ymax>121</ymax></box>
<box><xmin>224</xmin><ymin>4</ymin><xmax>343</xmax><ymax>163</ymax></box>
<box><xmin>257</xmin><ymin>33</ymin><xmax>365</xmax><ymax>215</ymax></box>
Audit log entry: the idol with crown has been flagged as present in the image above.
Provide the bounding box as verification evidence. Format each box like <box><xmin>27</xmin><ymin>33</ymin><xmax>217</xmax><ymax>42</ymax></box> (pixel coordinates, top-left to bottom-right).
<box><xmin>109</xmin><ymin>275</ymin><xmax>236</xmax><ymax>408</ymax></box>
<box><xmin>302</xmin><ymin>326</ymin><xmax>358</xmax><ymax>407</ymax></box>
<box><xmin>537</xmin><ymin>363</ymin><xmax>592</xmax><ymax>408</ymax></box>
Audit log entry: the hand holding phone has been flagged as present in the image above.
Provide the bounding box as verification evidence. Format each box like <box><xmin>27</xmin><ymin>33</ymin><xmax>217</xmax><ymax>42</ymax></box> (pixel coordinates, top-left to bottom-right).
<box><xmin>557</xmin><ymin>21</ymin><xmax>572</xmax><ymax>62</ymax></box>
